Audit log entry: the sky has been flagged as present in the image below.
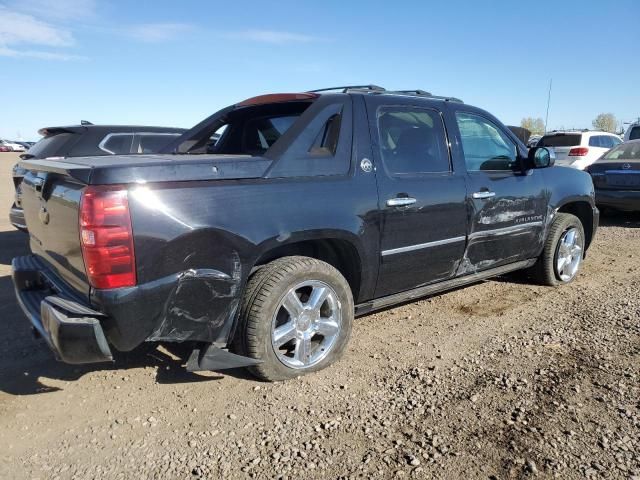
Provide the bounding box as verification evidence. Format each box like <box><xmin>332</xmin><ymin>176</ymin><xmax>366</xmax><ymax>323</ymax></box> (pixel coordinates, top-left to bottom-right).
<box><xmin>1</xmin><ymin>0</ymin><xmax>639</xmax><ymax>140</ymax></box>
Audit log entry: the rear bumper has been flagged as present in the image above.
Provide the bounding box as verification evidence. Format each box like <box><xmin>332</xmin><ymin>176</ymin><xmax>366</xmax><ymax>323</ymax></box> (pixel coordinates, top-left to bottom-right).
<box><xmin>595</xmin><ymin>189</ymin><xmax>640</xmax><ymax>212</ymax></box>
<box><xmin>9</xmin><ymin>204</ymin><xmax>28</xmax><ymax>232</ymax></box>
<box><xmin>11</xmin><ymin>255</ymin><xmax>255</xmax><ymax>369</ymax></box>
<box><xmin>12</xmin><ymin>255</ymin><xmax>113</xmax><ymax>364</ymax></box>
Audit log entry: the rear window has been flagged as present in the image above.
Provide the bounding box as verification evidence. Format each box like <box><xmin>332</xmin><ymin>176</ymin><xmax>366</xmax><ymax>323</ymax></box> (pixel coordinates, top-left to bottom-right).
<box><xmin>603</xmin><ymin>142</ymin><xmax>640</xmax><ymax>160</ymax></box>
<box><xmin>629</xmin><ymin>127</ymin><xmax>640</xmax><ymax>141</ymax></box>
<box><xmin>26</xmin><ymin>132</ymin><xmax>77</xmax><ymax>158</ymax></box>
<box><xmin>176</xmin><ymin>101</ymin><xmax>312</xmax><ymax>155</ymax></box>
<box><xmin>538</xmin><ymin>134</ymin><xmax>581</xmax><ymax>147</ymax></box>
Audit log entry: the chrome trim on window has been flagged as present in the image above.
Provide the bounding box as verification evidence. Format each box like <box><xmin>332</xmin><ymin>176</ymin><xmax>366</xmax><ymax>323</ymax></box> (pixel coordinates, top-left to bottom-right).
<box><xmin>98</xmin><ymin>133</ymin><xmax>133</xmax><ymax>155</ymax></box>
<box><xmin>381</xmin><ymin>236</ymin><xmax>466</xmax><ymax>256</ymax></box>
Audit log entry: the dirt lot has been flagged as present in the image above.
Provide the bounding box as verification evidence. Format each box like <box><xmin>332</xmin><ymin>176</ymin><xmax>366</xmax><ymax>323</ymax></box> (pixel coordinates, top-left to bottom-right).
<box><xmin>0</xmin><ymin>152</ymin><xmax>638</xmax><ymax>479</ymax></box>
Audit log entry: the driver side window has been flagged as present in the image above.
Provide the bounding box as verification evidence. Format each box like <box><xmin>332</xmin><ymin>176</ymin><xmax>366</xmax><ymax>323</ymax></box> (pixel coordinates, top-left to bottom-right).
<box><xmin>456</xmin><ymin>112</ymin><xmax>517</xmax><ymax>171</ymax></box>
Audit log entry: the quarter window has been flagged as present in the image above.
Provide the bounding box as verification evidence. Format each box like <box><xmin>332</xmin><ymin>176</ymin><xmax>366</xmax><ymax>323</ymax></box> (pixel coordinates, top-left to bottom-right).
<box><xmin>455</xmin><ymin>112</ymin><xmax>517</xmax><ymax>171</ymax></box>
<box><xmin>377</xmin><ymin>106</ymin><xmax>450</xmax><ymax>174</ymax></box>
<box><xmin>99</xmin><ymin>133</ymin><xmax>134</xmax><ymax>155</ymax></box>
<box><xmin>589</xmin><ymin>136</ymin><xmax>606</xmax><ymax>147</ymax></box>
<box><xmin>309</xmin><ymin>113</ymin><xmax>341</xmax><ymax>156</ymax></box>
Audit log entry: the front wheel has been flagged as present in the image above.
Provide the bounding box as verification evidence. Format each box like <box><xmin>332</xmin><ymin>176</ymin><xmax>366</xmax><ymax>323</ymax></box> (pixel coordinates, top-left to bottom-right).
<box><xmin>238</xmin><ymin>256</ymin><xmax>354</xmax><ymax>381</ymax></box>
<box><xmin>531</xmin><ymin>213</ymin><xmax>585</xmax><ymax>286</ymax></box>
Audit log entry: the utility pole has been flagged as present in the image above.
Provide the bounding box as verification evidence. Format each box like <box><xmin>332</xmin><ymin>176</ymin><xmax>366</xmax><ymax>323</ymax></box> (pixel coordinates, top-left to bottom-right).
<box><xmin>544</xmin><ymin>78</ymin><xmax>552</xmax><ymax>134</ymax></box>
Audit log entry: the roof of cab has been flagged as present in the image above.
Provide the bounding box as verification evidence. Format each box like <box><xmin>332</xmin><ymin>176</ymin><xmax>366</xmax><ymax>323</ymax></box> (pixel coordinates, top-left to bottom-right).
<box><xmin>235</xmin><ymin>85</ymin><xmax>463</xmax><ymax>108</ymax></box>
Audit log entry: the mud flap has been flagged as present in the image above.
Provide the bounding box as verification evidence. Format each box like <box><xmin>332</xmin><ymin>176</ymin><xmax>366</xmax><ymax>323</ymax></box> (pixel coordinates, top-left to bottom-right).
<box><xmin>186</xmin><ymin>344</ymin><xmax>262</xmax><ymax>371</ymax></box>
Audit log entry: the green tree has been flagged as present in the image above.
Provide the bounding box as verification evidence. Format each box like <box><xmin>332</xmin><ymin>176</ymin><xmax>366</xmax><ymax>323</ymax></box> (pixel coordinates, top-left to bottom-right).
<box><xmin>520</xmin><ymin>117</ymin><xmax>545</xmax><ymax>135</ymax></box>
<box><xmin>592</xmin><ymin>113</ymin><xmax>617</xmax><ymax>133</ymax></box>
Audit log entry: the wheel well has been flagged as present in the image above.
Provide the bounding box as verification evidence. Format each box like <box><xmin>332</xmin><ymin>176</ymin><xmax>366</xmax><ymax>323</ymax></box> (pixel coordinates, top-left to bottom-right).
<box><xmin>253</xmin><ymin>239</ymin><xmax>362</xmax><ymax>301</ymax></box>
<box><xmin>557</xmin><ymin>201</ymin><xmax>594</xmax><ymax>249</ymax></box>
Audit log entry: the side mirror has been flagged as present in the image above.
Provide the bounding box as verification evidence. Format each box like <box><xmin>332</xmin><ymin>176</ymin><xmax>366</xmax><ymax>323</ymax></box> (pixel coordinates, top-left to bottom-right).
<box><xmin>528</xmin><ymin>146</ymin><xmax>555</xmax><ymax>168</ymax></box>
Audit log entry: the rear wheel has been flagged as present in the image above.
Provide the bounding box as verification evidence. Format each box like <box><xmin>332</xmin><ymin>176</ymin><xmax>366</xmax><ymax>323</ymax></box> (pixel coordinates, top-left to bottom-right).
<box><xmin>238</xmin><ymin>256</ymin><xmax>354</xmax><ymax>381</ymax></box>
<box><xmin>531</xmin><ymin>213</ymin><xmax>585</xmax><ymax>286</ymax></box>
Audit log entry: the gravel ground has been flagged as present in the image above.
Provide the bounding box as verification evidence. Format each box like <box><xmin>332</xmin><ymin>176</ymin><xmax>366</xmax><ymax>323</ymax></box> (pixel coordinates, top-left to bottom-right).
<box><xmin>0</xmin><ymin>152</ymin><xmax>638</xmax><ymax>479</ymax></box>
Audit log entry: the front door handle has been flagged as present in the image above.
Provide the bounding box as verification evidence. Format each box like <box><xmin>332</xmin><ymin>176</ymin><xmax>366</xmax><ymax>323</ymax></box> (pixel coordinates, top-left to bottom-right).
<box><xmin>387</xmin><ymin>197</ymin><xmax>417</xmax><ymax>207</ymax></box>
<box><xmin>472</xmin><ymin>190</ymin><xmax>496</xmax><ymax>199</ymax></box>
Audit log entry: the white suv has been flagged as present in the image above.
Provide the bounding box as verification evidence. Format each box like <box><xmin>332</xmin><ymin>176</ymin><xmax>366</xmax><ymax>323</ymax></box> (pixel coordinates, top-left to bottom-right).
<box><xmin>624</xmin><ymin>122</ymin><xmax>640</xmax><ymax>142</ymax></box>
<box><xmin>537</xmin><ymin>130</ymin><xmax>622</xmax><ymax>170</ymax></box>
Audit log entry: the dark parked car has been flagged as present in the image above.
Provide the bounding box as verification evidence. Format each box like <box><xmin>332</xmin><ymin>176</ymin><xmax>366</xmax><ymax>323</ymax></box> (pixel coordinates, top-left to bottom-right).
<box><xmin>588</xmin><ymin>139</ymin><xmax>640</xmax><ymax>212</ymax></box>
<box><xmin>12</xmin><ymin>86</ymin><xmax>598</xmax><ymax>381</ymax></box>
<box><xmin>9</xmin><ymin>124</ymin><xmax>185</xmax><ymax>231</ymax></box>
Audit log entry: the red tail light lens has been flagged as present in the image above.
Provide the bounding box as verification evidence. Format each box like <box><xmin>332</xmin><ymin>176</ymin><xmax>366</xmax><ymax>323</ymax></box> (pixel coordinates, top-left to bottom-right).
<box><xmin>568</xmin><ymin>147</ymin><xmax>589</xmax><ymax>156</ymax></box>
<box><xmin>79</xmin><ymin>185</ymin><xmax>136</xmax><ymax>289</ymax></box>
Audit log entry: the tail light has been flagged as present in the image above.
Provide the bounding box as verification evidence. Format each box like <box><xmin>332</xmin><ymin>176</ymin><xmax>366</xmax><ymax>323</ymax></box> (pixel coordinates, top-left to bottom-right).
<box><xmin>79</xmin><ymin>185</ymin><xmax>136</xmax><ymax>289</ymax></box>
<box><xmin>568</xmin><ymin>147</ymin><xmax>589</xmax><ymax>156</ymax></box>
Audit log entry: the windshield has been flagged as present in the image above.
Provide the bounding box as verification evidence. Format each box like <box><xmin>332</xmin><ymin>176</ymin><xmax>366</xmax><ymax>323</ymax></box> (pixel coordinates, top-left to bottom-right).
<box><xmin>538</xmin><ymin>134</ymin><xmax>581</xmax><ymax>147</ymax></box>
<box><xmin>603</xmin><ymin>142</ymin><xmax>640</xmax><ymax>160</ymax></box>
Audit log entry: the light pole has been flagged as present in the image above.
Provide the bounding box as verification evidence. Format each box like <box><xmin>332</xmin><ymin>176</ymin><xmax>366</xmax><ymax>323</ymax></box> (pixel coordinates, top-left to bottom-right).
<box><xmin>544</xmin><ymin>79</ymin><xmax>552</xmax><ymax>134</ymax></box>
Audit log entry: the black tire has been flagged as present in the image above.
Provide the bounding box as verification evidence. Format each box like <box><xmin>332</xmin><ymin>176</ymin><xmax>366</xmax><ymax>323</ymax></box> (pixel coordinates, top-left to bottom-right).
<box><xmin>237</xmin><ymin>256</ymin><xmax>354</xmax><ymax>381</ymax></box>
<box><xmin>530</xmin><ymin>213</ymin><xmax>585</xmax><ymax>286</ymax></box>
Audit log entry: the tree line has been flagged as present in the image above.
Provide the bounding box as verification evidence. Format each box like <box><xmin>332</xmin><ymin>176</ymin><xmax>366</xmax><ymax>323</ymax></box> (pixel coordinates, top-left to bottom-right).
<box><xmin>521</xmin><ymin>113</ymin><xmax>619</xmax><ymax>135</ymax></box>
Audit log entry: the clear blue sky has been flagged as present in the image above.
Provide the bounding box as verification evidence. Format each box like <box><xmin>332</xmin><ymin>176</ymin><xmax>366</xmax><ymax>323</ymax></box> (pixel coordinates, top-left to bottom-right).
<box><xmin>1</xmin><ymin>0</ymin><xmax>639</xmax><ymax>140</ymax></box>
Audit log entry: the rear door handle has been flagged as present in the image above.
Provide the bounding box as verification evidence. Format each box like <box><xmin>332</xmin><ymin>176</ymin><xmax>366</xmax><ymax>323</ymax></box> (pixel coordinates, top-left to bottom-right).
<box><xmin>387</xmin><ymin>197</ymin><xmax>417</xmax><ymax>207</ymax></box>
<box><xmin>472</xmin><ymin>191</ymin><xmax>496</xmax><ymax>199</ymax></box>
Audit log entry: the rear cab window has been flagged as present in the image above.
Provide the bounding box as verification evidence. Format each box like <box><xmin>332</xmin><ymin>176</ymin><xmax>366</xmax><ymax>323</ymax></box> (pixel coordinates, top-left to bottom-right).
<box><xmin>177</xmin><ymin>101</ymin><xmax>314</xmax><ymax>156</ymax></box>
<box><xmin>629</xmin><ymin>127</ymin><xmax>640</xmax><ymax>141</ymax></box>
<box><xmin>172</xmin><ymin>94</ymin><xmax>354</xmax><ymax>177</ymax></box>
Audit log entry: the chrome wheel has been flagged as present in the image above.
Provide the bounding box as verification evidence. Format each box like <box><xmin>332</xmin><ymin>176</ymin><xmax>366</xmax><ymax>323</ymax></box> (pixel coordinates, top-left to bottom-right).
<box><xmin>555</xmin><ymin>227</ymin><xmax>583</xmax><ymax>282</ymax></box>
<box><xmin>271</xmin><ymin>280</ymin><xmax>342</xmax><ymax>369</ymax></box>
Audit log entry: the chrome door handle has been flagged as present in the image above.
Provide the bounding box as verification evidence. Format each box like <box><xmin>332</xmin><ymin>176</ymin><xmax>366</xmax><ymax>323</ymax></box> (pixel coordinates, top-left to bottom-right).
<box><xmin>472</xmin><ymin>191</ymin><xmax>496</xmax><ymax>199</ymax></box>
<box><xmin>387</xmin><ymin>197</ymin><xmax>417</xmax><ymax>207</ymax></box>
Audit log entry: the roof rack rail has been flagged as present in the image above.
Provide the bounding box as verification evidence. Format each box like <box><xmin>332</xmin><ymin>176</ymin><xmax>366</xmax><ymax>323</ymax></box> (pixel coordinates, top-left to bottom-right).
<box><xmin>391</xmin><ymin>89</ymin><xmax>433</xmax><ymax>96</ymax></box>
<box><xmin>386</xmin><ymin>90</ymin><xmax>463</xmax><ymax>103</ymax></box>
<box><xmin>306</xmin><ymin>86</ymin><xmax>463</xmax><ymax>103</ymax></box>
<box><xmin>307</xmin><ymin>85</ymin><xmax>386</xmax><ymax>93</ymax></box>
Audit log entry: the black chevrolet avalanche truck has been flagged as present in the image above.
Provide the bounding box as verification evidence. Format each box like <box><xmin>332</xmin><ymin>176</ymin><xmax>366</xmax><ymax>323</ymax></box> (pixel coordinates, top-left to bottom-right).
<box><xmin>12</xmin><ymin>86</ymin><xmax>599</xmax><ymax>381</ymax></box>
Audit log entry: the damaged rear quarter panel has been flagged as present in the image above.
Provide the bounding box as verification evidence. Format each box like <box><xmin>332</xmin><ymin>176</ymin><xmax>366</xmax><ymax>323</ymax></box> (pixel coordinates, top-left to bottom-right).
<box><xmin>105</xmin><ymin>174</ymin><xmax>378</xmax><ymax>349</ymax></box>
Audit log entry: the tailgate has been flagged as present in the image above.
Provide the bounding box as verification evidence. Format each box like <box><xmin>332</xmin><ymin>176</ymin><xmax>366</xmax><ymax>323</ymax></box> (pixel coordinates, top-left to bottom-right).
<box><xmin>20</xmin><ymin>170</ymin><xmax>90</xmax><ymax>297</ymax></box>
<box><xmin>552</xmin><ymin>146</ymin><xmax>571</xmax><ymax>162</ymax></box>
